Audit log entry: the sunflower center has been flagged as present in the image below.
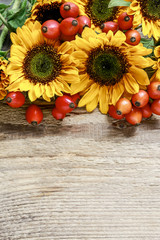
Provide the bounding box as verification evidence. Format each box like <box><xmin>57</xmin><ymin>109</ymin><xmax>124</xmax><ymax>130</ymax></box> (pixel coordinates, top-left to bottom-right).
<box><xmin>139</xmin><ymin>0</ymin><xmax>160</xmax><ymax>20</ymax></box>
<box><xmin>35</xmin><ymin>2</ymin><xmax>62</xmax><ymax>24</ymax></box>
<box><xmin>23</xmin><ymin>44</ymin><xmax>62</xmax><ymax>84</ymax></box>
<box><xmin>86</xmin><ymin>46</ymin><xmax>130</xmax><ymax>86</ymax></box>
<box><xmin>85</xmin><ymin>0</ymin><xmax>119</xmax><ymax>26</ymax></box>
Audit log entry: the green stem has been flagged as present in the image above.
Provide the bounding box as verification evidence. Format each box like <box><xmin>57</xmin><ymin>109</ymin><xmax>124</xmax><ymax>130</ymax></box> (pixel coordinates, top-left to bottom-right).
<box><xmin>0</xmin><ymin>13</ymin><xmax>13</xmax><ymax>32</ymax></box>
<box><xmin>135</xmin><ymin>24</ymin><xmax>142</xmax><ymax>30</ymax></box>
<box><xmin>0</xmin><ymin>26</ymin><xmax>9</xmax><ymax>51</ymax></box>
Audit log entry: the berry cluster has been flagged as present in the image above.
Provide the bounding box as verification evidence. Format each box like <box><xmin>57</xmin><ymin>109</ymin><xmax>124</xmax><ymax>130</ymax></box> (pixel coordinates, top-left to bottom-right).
<box><xmin>101</xmin><ymin>12</ymin><xmax>141</xmax><ymax>46</ymax></box>
<box><xmin>108</xmin><ymin>81</ymin><xmax>160</xmax><ymax>125</ymax></box>
<box><xmin>6</xmin><ymin>91</ymin><xmax>80</xmax><ymax>125</ymax></box>
<box><xmin>41</xmin><ymin>2</ymin><xmax>91</xmax><ymax>42</ymax></box>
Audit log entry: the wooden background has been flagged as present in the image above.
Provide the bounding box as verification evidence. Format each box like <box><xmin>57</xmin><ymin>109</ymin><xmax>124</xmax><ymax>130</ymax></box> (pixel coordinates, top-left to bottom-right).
<box><xmin>1</xmin><ymin>101</ymin><xmax>160</xmax><ymax>240</ymax></box>
<box><xmin>1</xmin><ymin>0</ymin><xmax>160</xmax><ymax>239</ymax></box>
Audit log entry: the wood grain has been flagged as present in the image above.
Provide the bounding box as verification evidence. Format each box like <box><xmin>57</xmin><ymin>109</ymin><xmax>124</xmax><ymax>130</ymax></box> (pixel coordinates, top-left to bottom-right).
<box><xmin>0</xmin><ymin>99</ymin><xmax>160</xmax><ymax>239</ymax></box>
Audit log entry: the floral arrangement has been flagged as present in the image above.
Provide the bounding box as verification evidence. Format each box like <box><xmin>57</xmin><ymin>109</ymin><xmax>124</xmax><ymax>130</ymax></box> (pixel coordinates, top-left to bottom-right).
<box><xmin>0</xmin><ymin>0</ymin><xmax>160</xmax><ymax>126</ymax></box>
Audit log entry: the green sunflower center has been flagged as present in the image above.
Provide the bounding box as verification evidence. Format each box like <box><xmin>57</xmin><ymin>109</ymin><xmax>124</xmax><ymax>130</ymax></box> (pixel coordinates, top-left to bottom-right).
<box><xmin>86</xmin><ymin>46</ymin><xmax>130</xmax><ymax>86</ymax></box>
<box><xmin>85</xmin><ymin>0</ymin><xmax>119</xmax><ymax>26</ymax></box>
<box><xmin>35</xmin><ymin>2</ymin><xmax>62</xmax><ymax>24</ymax></box>
<box><xmin>23</xmin><ymin>44</ymin><xmax>62</xmax><ymax>84</ymax></box>
<box><xmin>139</xmin><ymin>0</ymin><xmax>160</xmax><ymax>20</ymax></box>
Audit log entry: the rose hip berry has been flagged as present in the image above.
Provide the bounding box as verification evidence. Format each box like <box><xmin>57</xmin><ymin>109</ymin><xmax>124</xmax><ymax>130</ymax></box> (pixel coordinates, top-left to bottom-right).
<box><xmin>77</xmin><ymin>16</ymin><xmax>91</xmax><ymax>34</ymax></box>
<box><xmin>52</xmin><ymin>108</ymin><xmax>66</xmax><ymax>120</ymax></box>
<box><xmin>55</xmin><ymin>95</ymin><xmax>75</xmax><ymax>113</ymax></box>
<box><xmin>26</xmin><ymin>104</ymin><xmax>43</xmax><ymax>125</ymax></box>
<box><xmin>60</xmin><ymin>32</ymin><xmax>76</xmax><ymax>42</ymax></box>
<box><xmin>115</xmin><ymin>98</ymin><xmax>132</xmax><ymax>115</ymax></box>
<box><xmin>60</xmin><ymin>17</ymin><xmax>79</xmax><ymax>36</ymax></box>
<box><xmin>41</xmin><ymin>20</ymin><xmax>60</xmax><ymax>39</ymax></box>
<box><xmin>151</xmin><ymin>99</ymin><xmax>160</xmax><ymax>115</ymax></box>
<box><xmin>118</xmin><ymin>12</ymin><xmax>133</xmax><ymax>30</ymax></box>
<box><xmin>71</xmin><ymin>93</ymin><xmax>80</xmax><ymax>106</ymax></box>
<box><xmin>147</xmin><ymin>81</ymin><xmax>160</xmax><ymax>99</ymax></box>
<box><xmin>108</xmin><ymin>105</ymin><xmax>124</xmax><ymax>120</ymax></box>
<box><xmin>100</xmin><ymin>21</ymin><xmax>119</xmax><ymax>34</ymax></box>
<box><xmin>132</xmin><ymin>90</ymin><xmax>149</xmax><ymax>108</ymax></box>
<box><xmin>6</xmin><ymin>91</ymin><xmax>25</xmax><ymax>108</ymax></box>
<box><xmin>125</xmin><ymin>106</ymin><xmax>142</xmax><ymax>125</ymax></box>
<box><xmin>125</xmin><ymin>29</ymin><xmax>141</xmax><ymax>46</ymax></box>
<box><xmin>141</xmin><ymin>103</ymin><xmax>152</xmax><ymax>118</ymax></box>
<box><xmin>60</xmin><ymin>2</ymin><xmax>79</xmax><ymax>19</ymax></box>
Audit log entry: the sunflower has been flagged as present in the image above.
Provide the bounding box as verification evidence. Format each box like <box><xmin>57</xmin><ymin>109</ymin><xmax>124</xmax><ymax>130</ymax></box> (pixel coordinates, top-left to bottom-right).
<box><xmin>126</xmin><ymin>0</ymin><xmax>160</xmax><ymax>40</ymax></box>
<box><xmin>0</xmin><ymin>58</ymin><xmax>9</xmax><ymax>100</ymax></box>
<box><xmin>70</xmin><ymin>28</ymin><xmax>154</xmax><ymax>114</ymax></box>
<box><xmin>7</xmin><ymin>21</ymin><xmax>79</xmax><ymax>102</ymax></box>
<box><xmin>68</xmin><ymin>0</ymin><xmax>125</xmax><ymax>32</ymax></box>
<box><xmin>25</xmin><ymin>0</ymin><xmax>65</xmax><ymax>25</ymax></box>
<box><xmin>150</xmin><ymin>46</ymin><xmax>160</xmax><ymax>82</ymax></box>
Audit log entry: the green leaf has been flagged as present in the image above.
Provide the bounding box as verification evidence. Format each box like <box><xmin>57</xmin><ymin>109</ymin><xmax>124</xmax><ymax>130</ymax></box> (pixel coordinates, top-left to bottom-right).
<box><xmin>7</xmin><ymin>0</ymin><xmax>28</xmax><ymax>32</ymax></box>
<box><xmin>108</xmin><ymin>0</ymin><xmax>131</xmax><ymax>8</ymax></box>
<box><xmin>0</xmin><ymin>50</ymin><xmax>9</xmax><ymax>58</ymax></box>
<box><xmin>0</xmin><ymin>0</ymin><xmax>15</xmax><ymax>13</ymax></box>
<box><xmin>140</xmin><ymin>37</ymin><xmax>154</xmax><ymax>49</ymax></box>
<box><xmin>26</xmin><ymin>0</ymin><xmax>37</xmax><ymax>17</ymax></box>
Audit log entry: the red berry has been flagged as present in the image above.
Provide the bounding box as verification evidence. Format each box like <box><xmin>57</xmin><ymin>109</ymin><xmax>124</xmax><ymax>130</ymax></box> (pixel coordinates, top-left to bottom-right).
<box><xmin>118</xmin><ymin>12</ymin><xmax>133</xmax><ymax>30</ymax></box>
<box><xmin>60</xmin><ymin>32</ymin><xmax>76</xmax><ymax>42</ymax></box>
<box><xmin>60</xmin><ymin>17</ymin><xmax>79</xmax><ymax>36</ymax></box>
<box><xmin>26</xmin><ymin>104</ymin><xmax>43</xmax><ymax>125</ymax></box>
<box><xmin>41</xmin><ymin>20</ymin><xmax>60</xmax><ymax>39</ymax></box>
<box><xmin>55</xmin><ymin>95</ymin><xmax>75</xmax><ymax>113</ymax></box>
<box><xmin>100</xmin><ymin>21</ymin><xmax>119</xmax><ymax>34</ymax></box>
<box><xmin>131</xmin><ymin>90</ymin><xmax>149</xmax><ymax>108</ymax></box>
<box><xmin>52</xmin><ymin>108</ymin><xmax>66</xmax><ymax>120</ymax></box>
<box><xmin>141</xmin><ymin>103</ymin><xmax>152</xmax><ymax>118</ymax></box>
<box><xmin>71</xmin><ymin>93</ymin><xmax>80</xmax><ymax>106</ymax></box>
<box><xmin>151</xmin><ymin>99</ymin><xmax>160</xmax><ymax>115</ymax></box>
<box><xmin>77</xmin><ymin>16</ymin><xmax>91</xmax><ymax>34</ymax></box>
<box><xmin>125</xmin><ymin>29</ymin><xmax>141</xmax><ymax>46</ymax></box>
<box><xmin>125</xmin><ymin>106</ymin><xmax>142</xmax><ymax>125</ymax></box>
<box><xmin>108</xmin><ymin>105</ymin><xmax>124</xmax><ymax>119</ymax></box>
<box><xmin>147</xmin><ymin>81</ymin><xmax>160</xmax><ymax>99</ymax></box>
<box><xmin>115</xmin><ymin>98</ymin><xmax>132</xmax><ymax>115</ymax></box>
<box><xmin>60</xmin><ymin>2</ymin><xmax>79</xmax><ymax>18</ymax></box>
<box><xmin>6</xmin><ymin>91</ymin><xmax>25</xmax><ymax>108</ymax></box>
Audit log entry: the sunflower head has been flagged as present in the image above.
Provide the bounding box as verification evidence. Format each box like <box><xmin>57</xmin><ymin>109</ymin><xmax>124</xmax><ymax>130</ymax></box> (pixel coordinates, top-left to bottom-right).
<box><xmin>0</xmin><ymin>58</ymin><xmax>9</xmax><ymax>100</ymax></box>
<box><xmin>7</xmin><ymin>21</ymin><xmax>79</xmax><ymax>102</ymax></box>
<box><xmin>127</xmin><ymin>0</ymin><xmax>160</xmax><ymax>40</ymax></box>
<box><xmin>67</xmin><ymin>0</ymin><xmax>126</xmax><ymax>32</ymax></box>
<box><xmin>26</xmin><ymin>0</ymin><xmax>64</xmax><ymax>25</ymax></box>
<box><xmin>70</xmin><ymin>28</ymin><xmax>154</xmax><ymax>113</ymax></box>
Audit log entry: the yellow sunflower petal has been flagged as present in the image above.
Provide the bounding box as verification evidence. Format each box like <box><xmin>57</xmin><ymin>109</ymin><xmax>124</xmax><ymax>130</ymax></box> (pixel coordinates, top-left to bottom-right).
<box><xmin>78</xmin><ymin>83</ymin><xmax>99</xmax><ymax>107</ymax></box>
<box><xmin>28</xmin><ymin>87</ymin><xmax>37</xmax><ymax>102</ymax></box>
<box><xmin>123</xmin><ymin>73</ymin><xmax>139</xmax><ymax>94</ymax></box>
<box><xmin>86</xmin><ymin>96</ymin><xmax>99</xmax><ymax>112</ymax></box>
<box><xmin>19</xmin><ymin>80</ymin><xmax>32</xmax><ymax>91</ymax></box>
<box><xmin>81</xmin><ymin>27</ymin><xmax>97</xmax><ymax>40</ymax></box>
<box><xmin>58</xmin><ymin>41</ymin><xmax>73</xmax><ymax>54</ymax></box>
<box><xmin>99</xmin><ymin>86</ymin><xmax>109</xmax><ymax>114</ymax></box>
<box><xmin>112</xmin><ymin>82</ymin><xmax>124</xmax><ymax>105</ymax></box>
<box><xmin>43</xmin><ymin>92</ymin><xmax>51</xmax><ymax>102</ymax></box>
<box><xmin>154</xmin><ymin>46</ymin><xmax>160</xmax><ymax>58</ymax></box>
<box><xmin>71</xmin><ymin>74</ymin><xmax>93</xmax><ymax>94</ymax></box>
<box><xmin>129</xmin><ymin>66</ymin><xmax>150</xmax><ymax>85</ymax></box>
